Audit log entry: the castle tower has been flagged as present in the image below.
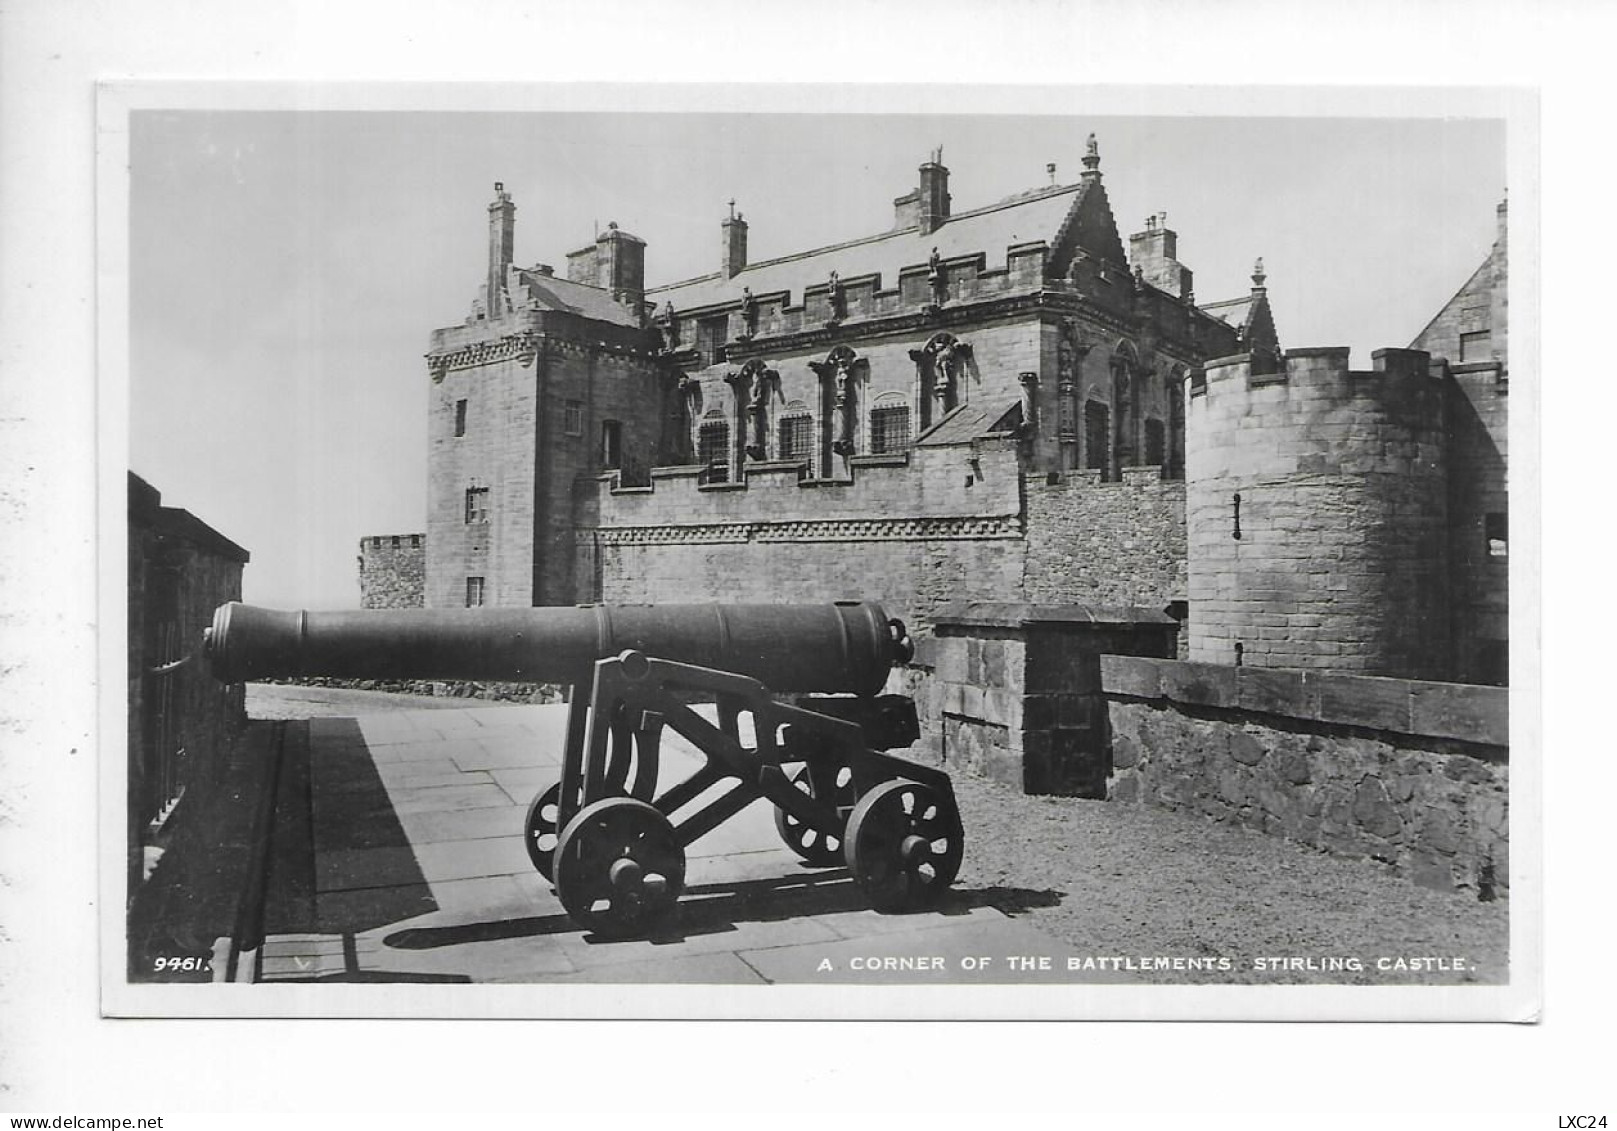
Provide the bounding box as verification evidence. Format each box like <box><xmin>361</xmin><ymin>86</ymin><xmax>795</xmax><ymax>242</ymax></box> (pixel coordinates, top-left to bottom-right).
<box><xmin>1185</xmin><ymin>347</ymin><xmax>1451</xmax><ymax>679</ymax></box>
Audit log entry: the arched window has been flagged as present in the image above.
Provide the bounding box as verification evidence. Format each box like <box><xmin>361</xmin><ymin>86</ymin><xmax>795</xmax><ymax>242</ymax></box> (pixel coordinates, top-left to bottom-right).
<box><xmin>1083</xmin><ymin>400</ymin><xmax>1110</xmax><ymax>476</ymax></box>
<box><xmin>1166</xmin><ymin>368</ymin><xmax>1187</xmax><ymax>480</ymax></box>
<box><xmin>1111</xmin><ymin>343</ymin><xmax>1141</xmax><ymax>475</ymax></box>
<box><xmin>869</xmin><ymin>392</ymin><xmax>912</xmax><ymax>455</ymax></box>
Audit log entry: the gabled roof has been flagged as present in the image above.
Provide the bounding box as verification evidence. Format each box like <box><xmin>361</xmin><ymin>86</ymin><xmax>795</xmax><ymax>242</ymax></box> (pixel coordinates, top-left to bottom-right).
<box><xmin>1202</xmin><ymin>289</ymin><xmax>1279</xmax><ymax>354</ymax></box>
<box><xmin>512</xmin><ymin>268</ymin><xmax>642</xmax><ymax>329</ymax></box>
<box><xmin>1201</xmin><ymin>294</ymin><xmax>1256</xmax><ymax>328</ymax></box>
<box><xmin>647</xmin><ymin>184</ymin><xmax>1089</xmax><ymax>313</ymax></box>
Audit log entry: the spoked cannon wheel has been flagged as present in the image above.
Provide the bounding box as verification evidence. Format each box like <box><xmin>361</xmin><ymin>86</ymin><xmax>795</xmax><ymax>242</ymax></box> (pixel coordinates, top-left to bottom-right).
<box><xmin>844</xmin><ymin>779</ymin><xmax>963</xmax><ymax>912</ymax></box>
<box><xmin>523</xmin><ymin>780</ymin><xmax>573</xmax><ymax>882</ymax></box>
<box><xmin>552</xmin><ymin>798</ymin><xmax>686</xmax><ymax>938</ymax></box>
<box><xmin>774</xmin><ymin>762</ymin><xmax>857</xmax><ymax>867</ymax></box>
<box><xmin>525</xmin><ymin>710</ymin><xmax>661</xmax><ymax>882</ymax></box>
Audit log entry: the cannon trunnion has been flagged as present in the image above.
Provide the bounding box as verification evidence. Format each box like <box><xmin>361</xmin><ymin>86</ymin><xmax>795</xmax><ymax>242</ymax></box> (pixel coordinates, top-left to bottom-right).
<box><xmin>206</xmin><ymin>600</ymin><xmax>963</xmax><ymax>939</ymax></box>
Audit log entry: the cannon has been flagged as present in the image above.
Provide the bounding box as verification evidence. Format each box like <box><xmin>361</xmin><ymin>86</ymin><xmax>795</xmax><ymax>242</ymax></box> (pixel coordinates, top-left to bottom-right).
<box><xmin>205</xmin><ymin>601</ymin><xmax>964</xmax><ymax>937</ymax></box>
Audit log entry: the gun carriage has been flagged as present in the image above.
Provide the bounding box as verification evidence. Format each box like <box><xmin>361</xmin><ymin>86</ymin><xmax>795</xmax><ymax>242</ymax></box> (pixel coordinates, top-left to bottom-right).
<box><xmin>204</xmin><ymin>601</ymin><xmax>964</xmax><ymax>937</ymax></box>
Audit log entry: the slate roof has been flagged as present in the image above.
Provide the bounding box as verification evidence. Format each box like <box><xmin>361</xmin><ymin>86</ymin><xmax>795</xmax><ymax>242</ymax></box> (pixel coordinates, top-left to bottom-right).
<box><xmin>647</xmin><ymin>184</ymin><xmax>1086</xmax><ymax>313</ymax></box>
<box><xmin>1201</xmin><ymin>294</ymin><xmax>1256</xmax><ymax>332</ymax></box>
<box><xmin>915</xmin><ymin>399</ymin><xmax>1022</xmax><ymax>447</ymax></box>
<box><xmin>514</xmin><ymin>269</ymin><xmax>643</xmax><ymax>329</ymax></box>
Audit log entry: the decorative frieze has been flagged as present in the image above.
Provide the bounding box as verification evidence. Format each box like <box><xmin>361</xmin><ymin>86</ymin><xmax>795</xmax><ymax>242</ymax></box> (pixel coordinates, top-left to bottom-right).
<box><xmin>596</xmin><ymin>513</ymin><xmax>1022</xmax><ymax>547</ymax></box>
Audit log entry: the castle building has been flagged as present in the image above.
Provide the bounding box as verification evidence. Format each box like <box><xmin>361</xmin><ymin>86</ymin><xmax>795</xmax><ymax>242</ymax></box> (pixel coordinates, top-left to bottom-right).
<box><xmin>390</xmin><ymin>135</ymin><xmax>1507</xmax><ymax>686</ymax></box>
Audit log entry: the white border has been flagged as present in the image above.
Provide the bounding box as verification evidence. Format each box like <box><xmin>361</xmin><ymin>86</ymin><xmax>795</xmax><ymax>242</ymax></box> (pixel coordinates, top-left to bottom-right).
<box><xmin>7</xmin><ymin>0</ymin><xmax>1603</xmax><ymax>1113</ymax></box>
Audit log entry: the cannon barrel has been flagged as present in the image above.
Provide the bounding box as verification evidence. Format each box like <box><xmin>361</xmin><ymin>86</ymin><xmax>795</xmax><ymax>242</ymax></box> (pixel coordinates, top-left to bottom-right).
<box><xmin>204</xmin><ymin>601</ymin><xmax>909</xmax><ymax>696</ymax></box>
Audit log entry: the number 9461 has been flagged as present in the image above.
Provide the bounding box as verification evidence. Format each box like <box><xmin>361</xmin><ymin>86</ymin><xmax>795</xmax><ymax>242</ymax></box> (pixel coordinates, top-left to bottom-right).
<box><xmin>153</xmin><ymin>955</ymin><xmax>209</xmax><ymax>973</ymax></box>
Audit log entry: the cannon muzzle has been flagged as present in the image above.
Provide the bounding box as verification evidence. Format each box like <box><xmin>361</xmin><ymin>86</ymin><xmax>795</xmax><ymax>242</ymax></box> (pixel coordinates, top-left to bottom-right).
<box><xmin>204</xmin><ymin>601</ymin><xmax>910</xmax><ymax>696</ymax></box>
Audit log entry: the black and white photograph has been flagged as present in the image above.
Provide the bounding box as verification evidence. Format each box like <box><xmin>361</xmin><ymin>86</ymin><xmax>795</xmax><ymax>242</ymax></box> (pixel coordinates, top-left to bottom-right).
<box><xmin>100</xmin><ymin>86</ymin><xmax>1530</xmax><ymax>1019</ymax></box>
<box><xmin>16</xmin><ymin>0</ymin><xmax>1617</xmax><ymax>1118</ymax></box>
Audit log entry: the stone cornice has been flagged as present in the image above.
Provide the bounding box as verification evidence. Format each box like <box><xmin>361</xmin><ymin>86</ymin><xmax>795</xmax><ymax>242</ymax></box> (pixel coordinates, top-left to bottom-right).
<box><xmin>427</xmin><ymin>328</ymin><xmax>659</xmax><ymax>379</ymax></box>
<box><xmin>594</xmin><ymin>513</ymin><xmax>1023</xmax><ymax>546</ymax></box>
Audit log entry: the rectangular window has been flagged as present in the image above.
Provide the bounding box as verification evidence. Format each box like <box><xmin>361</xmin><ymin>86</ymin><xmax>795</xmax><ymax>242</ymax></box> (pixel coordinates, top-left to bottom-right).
<box><xmin>464</xmin><ymin>486</ymin><xmax>489</xmax><ymax>524</ymax></box>
<box><xmin>562</xmin><ymin>400</ymin><xmax>583</xmax><ymax>436</ymax></box>
<box><xmin>601</xmin><ymin>419</ymin><xmax>622</xmax><ymax>469</ymax></box>
<box><xmin>454</xmin><ymin>398</ymin><xmax>468</xmax><ymax>437</ymax></box>
<box><xmin>1144</xmin><ymin>418</ymin><xmax>1166</xmax><ymax>467</ymax></box>
<box><xmin>1460</xmin><ymin>330</ymin><xmax>1492</xmax><ymax>363</ymax></box>
<box><xmin>698</xmin><ymin>420</ymin><xmax>730</xmax><ymax>482</ymax></box>
<box><xmin>779</xmin><ymin>415</ymin><xmax>813</xmax><ymax>462</ymax></box>
<box><xmin>699</xmin><ymin>316</ymin><xmax>728</xmax><ymax>367</ymax></box>
<box><xmin>465</xmin><ymin>577</ymin><xmax>485</xmax><ymax>607</ymax></box>
<box><xmin>1485</xmin><ymin>511</ymin><xmax>1507</xmax><ymax>559</ymax></box>
<box><xmin>869</xmin><ymin>405</ymin><xmax>912</xmax><ymax>455</ymax></box>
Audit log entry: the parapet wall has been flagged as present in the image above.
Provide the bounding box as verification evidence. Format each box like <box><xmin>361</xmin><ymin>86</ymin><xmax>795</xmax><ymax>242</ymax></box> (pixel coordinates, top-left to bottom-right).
<box><xmin>1186</xmin><ymin>348</ymin><xmax>1450</xmax><ymax>679</ymax></box>
<box><xmin>1101</xmin><ymin>656</ymin><xmax>1508</xmax><ymax>896</ymax></box>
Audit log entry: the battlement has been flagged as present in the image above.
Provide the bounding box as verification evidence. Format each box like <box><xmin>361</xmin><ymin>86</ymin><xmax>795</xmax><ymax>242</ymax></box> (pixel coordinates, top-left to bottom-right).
<box><xmin>360</xmin><ymin>533</ymin><xmax>424</xmax><ymax>552</ymax></box>
<box><xmin>1195</xmin><ymin>346</ymin><xmax>1440</xmax><ymax>400</ymax></box>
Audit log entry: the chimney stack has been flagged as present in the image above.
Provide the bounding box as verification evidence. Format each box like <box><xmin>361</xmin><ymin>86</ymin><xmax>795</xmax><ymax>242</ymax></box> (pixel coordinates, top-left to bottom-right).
<box><xmin>487</xmin><ymin>182</ymin><xmax>515</xmax><ymax>317</ymax></box>
<box><xmin>1128</xmin><ymin>212</ymin><xmax>1193</xmax><ymax>300</ymax></box>
<box><xmin>721</xmin><ymin>200</ymin><xmax>748</xmax><ymax>279</ymax></box>
<box><xmin>595</xmin><ymin>221</ymin><xmax>646</xmax><ymax>308</ymax></box>
<box><xmin>917</xmin><ymin>147</ymin><xmax>951</xmax><ymax>236</ymax></box>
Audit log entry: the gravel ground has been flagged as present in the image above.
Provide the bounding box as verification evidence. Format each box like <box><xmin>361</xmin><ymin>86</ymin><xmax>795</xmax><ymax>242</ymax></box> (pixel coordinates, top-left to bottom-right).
<box><xmin>247</xmin><ymin>683</ymin><xmax>1510</xmax><ymax>986</ymax></box>
<box><xmin>952</xmin><ymin>771</ymin><xmax>1509</xmax><ymax>985</ymax></box>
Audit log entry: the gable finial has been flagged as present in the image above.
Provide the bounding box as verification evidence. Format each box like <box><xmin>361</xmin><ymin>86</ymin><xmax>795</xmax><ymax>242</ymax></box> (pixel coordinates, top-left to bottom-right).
<box><xmin>1252</xmin><ymin>257</ymin><xmax>1267</xmax><ymax>289</ymax></box>
<box><xmin>1082</xmin><ymin>133</ymin><xmax>1101</xmax><ymax>179</ymax></box>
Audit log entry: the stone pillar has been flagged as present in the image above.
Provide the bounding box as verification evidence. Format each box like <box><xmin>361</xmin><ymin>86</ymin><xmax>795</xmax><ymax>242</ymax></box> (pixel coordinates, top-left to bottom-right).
<box><xmin>916</xmin><ymin>603</ymin><xmax>1178</xmax><ymax>796</ymax></box>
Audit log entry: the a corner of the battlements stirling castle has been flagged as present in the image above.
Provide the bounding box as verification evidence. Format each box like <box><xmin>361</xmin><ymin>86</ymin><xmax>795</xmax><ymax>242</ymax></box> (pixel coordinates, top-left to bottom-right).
<box><xmin>356</xmin><ymin>160</ymin><xmax>1509</xmax><ymax>890</ymax></box>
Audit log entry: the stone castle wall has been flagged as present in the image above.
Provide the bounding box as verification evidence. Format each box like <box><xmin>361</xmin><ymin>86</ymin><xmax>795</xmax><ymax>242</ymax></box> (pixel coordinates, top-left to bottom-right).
<box><xmin>1411</xmin><ymin>207</ymin><xmax>1509</xmax><ymax>685</ymax></box>
<box><xmin>1101</xmin><ymin>655</ymin><xmax>1508</xmax><ymax>896</ymax></box>
<box><xmin>1186</xmin><ymin>347</ymin><xmax>1451</xmax><ymax>679</ymax></box>
<box><xmin>358</xmin><ymin>534</ymin><xmax>425</xmax><ymax>609</ymax></box>
<box><xmin>593</xmin><ymin>434</ymin><xmax>1194</xmax><ymax>637</ymax></box>
<box><xmin>1023</xmin><ymin>466</ymin><xmax>1186</xmax><ymax>611</ymax></box>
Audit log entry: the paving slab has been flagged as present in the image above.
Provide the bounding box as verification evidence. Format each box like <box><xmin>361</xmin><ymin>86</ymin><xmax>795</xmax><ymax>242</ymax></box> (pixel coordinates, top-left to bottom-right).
<box><xmin>389</xmin><ymin>783</ymin><xmax>513</xmax><ymax>815</ymax></box>
<box><xmin>411</xmin><ymin>836</ymin><xmax>534</xmax><ymax>884</ymax></box>
<box><xmin>488</xmin><ymin>767</ymin><xmax>554</xmax><ymax>806</ymax></box>
<box><xmin>397</xmin><ymin>804</ymin><xmax>527</xmax><ymax>845</ymax></box>
<box><xmin>278</xmin><ymin>699</ymin><xmax>1079</xmax><ymax>987</ymax></box>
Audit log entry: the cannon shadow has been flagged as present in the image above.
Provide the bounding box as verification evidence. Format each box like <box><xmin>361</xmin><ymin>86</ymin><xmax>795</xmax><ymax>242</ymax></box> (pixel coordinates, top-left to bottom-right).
<box><xmin>380</xmin><ymin>870</ymin><xmax>1064</xmax><ymax>951</ymax></box>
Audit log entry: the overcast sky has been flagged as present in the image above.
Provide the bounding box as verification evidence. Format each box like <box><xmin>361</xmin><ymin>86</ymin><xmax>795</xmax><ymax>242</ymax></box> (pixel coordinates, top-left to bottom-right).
<box><xmin>127</xmin><ymin>108</ymin><xmax>1505</xmax><ymax>609</ymax></box>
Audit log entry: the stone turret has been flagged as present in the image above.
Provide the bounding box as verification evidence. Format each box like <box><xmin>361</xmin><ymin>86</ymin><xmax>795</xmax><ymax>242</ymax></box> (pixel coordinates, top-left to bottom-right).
<box><xmin>1186</xmin><ymin>347</ymin><xmax>1450</xmax><ymax>679</ymax></box>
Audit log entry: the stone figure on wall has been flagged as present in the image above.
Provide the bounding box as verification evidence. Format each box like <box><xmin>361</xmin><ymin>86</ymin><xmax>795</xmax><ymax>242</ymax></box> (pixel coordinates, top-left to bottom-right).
<box><xmin>739</xmin><ymin>287</ymin><xmax>757</xmax><ymax>338</ymax></box>
<box><xmin>827</xmin><ymin>271</ymin><xmax>844</xmax><ymax>322</ymax></box>
<box><xmin>811</xmin><ymin>347</ymin><xmax>861</xmax><ymax>458</ymax></box>
<box><xmin>928</xmin><ymin>246</ymin><xmax>946</xmax><ymax>305</ymax></box>
<box><xmin>1018</xmin><ymin>370</ymin><xmax>1039</xmax><ymax>437</ymax></box>
<box><xmin>742</xmin><ymin>361</ymin><xmax>777</xmax><ymax>461</ymax></box>
<box><xmin>655</xmin><ymin>300</ymin><xmax>678</xmax><ymax>352</ymax></box>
